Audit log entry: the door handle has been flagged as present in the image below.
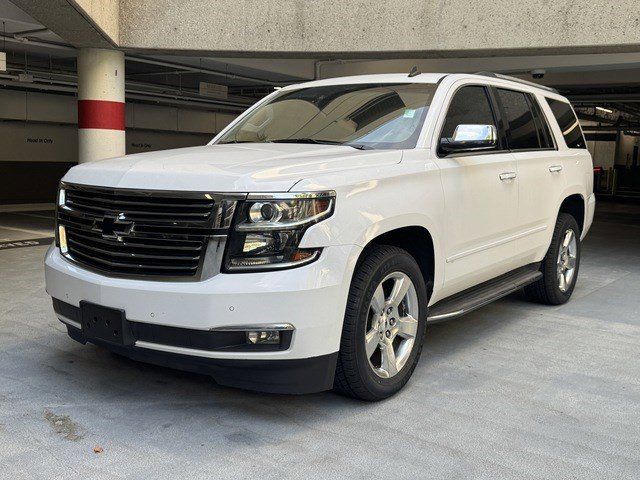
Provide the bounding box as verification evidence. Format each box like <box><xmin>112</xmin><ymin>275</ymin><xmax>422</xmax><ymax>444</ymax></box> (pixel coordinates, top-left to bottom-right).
<box><xmin>499</xmin><ymin>172</ymin><xmax>517</xmax><ymax>181</ymax></box>
<box><xmin>549</xmin><ymin>165</ymin><xmax>563</xmax><ymax>173</ymax></box>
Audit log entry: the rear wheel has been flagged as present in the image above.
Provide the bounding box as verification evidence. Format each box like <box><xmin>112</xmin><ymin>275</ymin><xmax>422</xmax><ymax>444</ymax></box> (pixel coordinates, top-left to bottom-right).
<box><xmin>524</xmin><ymin>213</ymin><xmax>581</xmax><ymax>305</ymax></box>
<box><xmin>334</xmin><ymin>245</ymin><xmax>428</xmax><ymax>401</ymax></box>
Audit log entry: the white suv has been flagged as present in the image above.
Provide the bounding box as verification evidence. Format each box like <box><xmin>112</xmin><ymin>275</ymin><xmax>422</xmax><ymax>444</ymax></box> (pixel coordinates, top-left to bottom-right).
<box><xmin>45</xmin><ymin>73</ymin><xmax>595</xmax><ymax>400</ymax></box>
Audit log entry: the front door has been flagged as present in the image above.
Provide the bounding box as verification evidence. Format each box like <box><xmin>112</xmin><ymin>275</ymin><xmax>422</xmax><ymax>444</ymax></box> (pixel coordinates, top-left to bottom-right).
<box><xmin>433</xmin><ymin>84</ymin><xmax>519</xmax><ymax>299</ymax></box>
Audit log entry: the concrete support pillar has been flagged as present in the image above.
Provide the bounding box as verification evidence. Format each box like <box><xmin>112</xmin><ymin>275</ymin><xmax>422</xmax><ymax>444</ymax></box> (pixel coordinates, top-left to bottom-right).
<box><xmin>77</xmin><ymin>48</ymin><xmax>125</xmax><ymax>163</ymax></box>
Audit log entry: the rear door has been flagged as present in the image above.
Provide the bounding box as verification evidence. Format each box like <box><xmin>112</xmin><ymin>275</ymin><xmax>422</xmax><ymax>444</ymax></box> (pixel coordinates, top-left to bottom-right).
<box><xmin>493</xmin><ymin>88</ymin><xmax>567</xmax><ymax>265</ymax></box>
<box><xmin>433</xmin><ymin>84</ymin><xmax>520</xmax><ymax>297</ymax></box>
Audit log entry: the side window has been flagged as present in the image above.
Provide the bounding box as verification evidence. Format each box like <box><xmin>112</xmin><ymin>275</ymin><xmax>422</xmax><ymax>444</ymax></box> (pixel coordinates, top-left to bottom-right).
<box><xmin>546</xmin><ymin>98</ymin><xmax>587</xmax><ymax>149</ymax></box>
<box><xmin>496</xmin><ymin>88</ymin><xmax>540</xmax><ymax>150</ymax></box>
<box><xmin>439</xmin><ymin>85</ymin><xmax>497</xmax><ymax>152</ymax></box>
<box><xmin>529</xmin><ymin>96</ymin><xmax>554</xmax><ymax>149</ymax></box>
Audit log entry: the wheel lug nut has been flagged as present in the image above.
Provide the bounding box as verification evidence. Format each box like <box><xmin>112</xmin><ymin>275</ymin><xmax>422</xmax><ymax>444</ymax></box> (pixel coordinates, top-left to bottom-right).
<box><xmin>390</xmin><ymin>318</ymin><xmax>396</xmax><ymax>326</ymax></box>
<box><xmin>386</xmin><ymin>307</ymin><xmax>393</xmax><ymax>315</ymax></box>
<box><xmin>385</xmin><ymin>330</ymin><xmax>391</xmax><ymax>338</ymax></box>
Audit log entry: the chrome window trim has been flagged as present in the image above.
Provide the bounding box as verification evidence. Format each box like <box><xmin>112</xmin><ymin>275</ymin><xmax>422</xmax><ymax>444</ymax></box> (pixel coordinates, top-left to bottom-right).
<box><xmin>209</xmin><ymin>323</ymin><xmax>295</xmax><ymax>332</ymax></box>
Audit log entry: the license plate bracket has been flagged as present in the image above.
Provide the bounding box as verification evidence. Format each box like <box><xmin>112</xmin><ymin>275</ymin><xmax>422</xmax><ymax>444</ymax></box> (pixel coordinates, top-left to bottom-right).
<box><xmin>80</xmin><ymin>302</ymin><xmax>133</xmax><ymax>346</ymax></box>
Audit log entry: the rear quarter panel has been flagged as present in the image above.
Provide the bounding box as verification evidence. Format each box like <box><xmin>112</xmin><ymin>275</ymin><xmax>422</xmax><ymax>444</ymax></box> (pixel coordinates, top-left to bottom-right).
<box><xmin>537</xmin><ymin>91</ymin><xmax>594</xmax><ymax>242</ymax></box>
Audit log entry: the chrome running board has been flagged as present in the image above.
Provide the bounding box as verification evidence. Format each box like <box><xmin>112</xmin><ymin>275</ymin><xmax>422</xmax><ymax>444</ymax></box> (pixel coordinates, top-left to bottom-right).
<box><xmin>427</xmin><ymin>263</ymin><xmax>542</xmax><ymax>323</ymax></box>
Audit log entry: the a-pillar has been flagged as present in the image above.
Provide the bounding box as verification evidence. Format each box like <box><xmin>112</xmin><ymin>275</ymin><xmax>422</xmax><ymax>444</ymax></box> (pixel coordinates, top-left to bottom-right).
<box><xmin>77</xmin><ymin>48</ymin><xmax>125</xmax><ymax>163</ymax></box>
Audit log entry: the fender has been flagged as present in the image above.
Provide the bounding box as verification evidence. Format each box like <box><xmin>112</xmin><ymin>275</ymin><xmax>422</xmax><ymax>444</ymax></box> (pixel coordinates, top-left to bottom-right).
<box><xmin>297</xmin><ymin>165</ymin><xmax>445</xmax><ymax>299</ymax></box>
<box><xmin>556</xmin><ymin>185</ymin><xmax>586</xmax><ymax>225</ymax></box>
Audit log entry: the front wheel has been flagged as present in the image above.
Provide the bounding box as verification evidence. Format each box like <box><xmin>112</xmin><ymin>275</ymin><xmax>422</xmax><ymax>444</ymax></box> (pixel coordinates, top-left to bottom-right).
<box><xmin>334</xmin><ymin>245</ymin><xmax>428</xmax><ymax>401</ymax></box>
<box><xmin>524</xmin><ymin>212</ymin><xmax>581</xmax><ymax>305</ymax></box>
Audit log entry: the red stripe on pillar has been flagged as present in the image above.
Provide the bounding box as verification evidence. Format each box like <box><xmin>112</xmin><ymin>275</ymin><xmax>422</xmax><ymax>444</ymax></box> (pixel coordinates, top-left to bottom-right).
<box><xmin>78</xmin><ymin>100</ymin><xmax>125</xmax><ymax>130</ymax></box>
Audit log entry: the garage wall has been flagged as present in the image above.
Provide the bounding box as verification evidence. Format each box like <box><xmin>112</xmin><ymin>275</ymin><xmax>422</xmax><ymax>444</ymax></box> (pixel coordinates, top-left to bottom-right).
<box><xmin>616</xmin><ymin>132</ymin><xmax>640</xmax><ymax>168</ymax></box>
<box><xmin>586</xmin><ymin>135</ymin><xmax>617</xmax><ymax>170</ymax></box>
<box><xmin>0</xmin><ymin>88</ymin><xmax>238</xmax><ymax>204</ymax></box>
<box><xmin>588</xmin><ymin>140</ymin><xmax>616</xmax><ymax>169</ymax></box>
<box><xmin>580</xmin><ymin>120</ymin><xmax>616</xmax><ymax>170</ymax></box>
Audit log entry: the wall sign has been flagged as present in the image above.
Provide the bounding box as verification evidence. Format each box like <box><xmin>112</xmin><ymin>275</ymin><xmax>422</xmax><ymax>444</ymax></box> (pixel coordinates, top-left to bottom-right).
<box><xmin>199</xmin><ymin>81</ymin><xmax>228</xmax><ymax>99</ymax></box>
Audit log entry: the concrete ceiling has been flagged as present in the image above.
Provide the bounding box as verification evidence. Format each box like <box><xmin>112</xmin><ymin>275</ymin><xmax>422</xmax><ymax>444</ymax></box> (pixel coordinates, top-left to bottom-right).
<box><xmin>3</xmin><ymin>0</ymin><xmax>640</xmax><ymax>125</ymax></box>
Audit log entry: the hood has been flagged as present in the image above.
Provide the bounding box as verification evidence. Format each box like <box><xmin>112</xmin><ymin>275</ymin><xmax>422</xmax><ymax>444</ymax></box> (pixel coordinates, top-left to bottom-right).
<box><xmin>63</xmin><ymin>143</ymin><xmax>403</xmax><ymax>192</ymax></box>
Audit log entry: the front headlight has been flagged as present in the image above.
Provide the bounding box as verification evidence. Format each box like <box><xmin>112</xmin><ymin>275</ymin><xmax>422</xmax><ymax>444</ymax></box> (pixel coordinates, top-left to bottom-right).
<box><xmin>224</xmin><ymin>191</ymin><xmax>335</xmax><ymax>272</ymax></box>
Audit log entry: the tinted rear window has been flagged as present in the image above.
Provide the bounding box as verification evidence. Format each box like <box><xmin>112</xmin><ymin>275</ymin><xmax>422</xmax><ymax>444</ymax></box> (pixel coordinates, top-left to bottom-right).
<box><xmin>546</xmin><ymin>98</ymin><xmax>586</xmax><ymax>149</ymax></box>
<box><xmin>529</xmin><ymin>96</ymin><xmax>554</xmax><ymax>149</ymax></box>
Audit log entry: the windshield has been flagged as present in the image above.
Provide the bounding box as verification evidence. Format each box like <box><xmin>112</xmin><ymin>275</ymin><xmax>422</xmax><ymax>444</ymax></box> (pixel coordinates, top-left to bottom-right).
<box><xmin>216</xmin><ymin>83</ymin><xmax>437</xmax><ymax>150</ymax></box>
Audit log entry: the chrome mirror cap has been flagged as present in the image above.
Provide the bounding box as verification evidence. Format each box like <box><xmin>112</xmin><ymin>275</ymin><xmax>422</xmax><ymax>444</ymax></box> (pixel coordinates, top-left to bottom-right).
<box><xmin>452</xmin><ymin>124</ymin><xmax>497</xmax><ymax>143</ymax></box>
<box><xmin>440</xmin><ymin>124</ymin><xmax>498</xmax><ymax>153</ymax></box>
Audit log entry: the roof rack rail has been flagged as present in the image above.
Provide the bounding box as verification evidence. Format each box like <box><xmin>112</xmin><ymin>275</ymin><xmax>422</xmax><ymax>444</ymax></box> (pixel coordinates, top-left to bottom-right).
<box><xmin>474</xmin><ymin>71</ymin><xmax>559</xmax><ymax>94</ymax></box>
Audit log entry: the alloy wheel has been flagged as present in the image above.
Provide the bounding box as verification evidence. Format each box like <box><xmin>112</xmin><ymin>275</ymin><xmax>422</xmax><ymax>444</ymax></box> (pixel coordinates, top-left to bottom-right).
<box><xmin>365</xmin><ymin>272</ymin><xmax>419</xmax><ymax>378</ymax></box>
<box><xmin>557</xmin><ymin>229</ymin><xmax>578</xmax><ymax>293</ymax></box>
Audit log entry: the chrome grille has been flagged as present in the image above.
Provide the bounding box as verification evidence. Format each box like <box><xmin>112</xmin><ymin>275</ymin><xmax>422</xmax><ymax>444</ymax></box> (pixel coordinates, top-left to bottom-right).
<box><xmin>57</xmin><ymin>183</ymin><xmax>241</xmax><ymax>279</ymax></box>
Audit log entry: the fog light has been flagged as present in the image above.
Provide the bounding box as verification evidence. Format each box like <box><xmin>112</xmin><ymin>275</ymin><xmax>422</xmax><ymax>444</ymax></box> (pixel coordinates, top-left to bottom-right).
<box><xmin>247</xmin><ymin>330</ymin><xmax>280</xmax><ymax>345</ymax></box>
<box><xmin>58</xmin><ymin>225</ymin><xmax>68</xmax><ymax>254</ymax></box>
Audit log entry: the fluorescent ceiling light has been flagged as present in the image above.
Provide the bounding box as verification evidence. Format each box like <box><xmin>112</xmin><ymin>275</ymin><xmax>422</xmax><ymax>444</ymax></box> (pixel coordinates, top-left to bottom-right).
<box><xmin>596</xmin><ymin>107</ymin><xmax>613</xmax><ymax>114</ymax></box>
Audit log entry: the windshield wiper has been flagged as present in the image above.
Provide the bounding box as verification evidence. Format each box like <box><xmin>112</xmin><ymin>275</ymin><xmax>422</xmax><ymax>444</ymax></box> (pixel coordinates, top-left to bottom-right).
<box><xmin>270</xmin><ymin>138</ymin><xmax>372</xmax><ymax>150</ymax></box>
<box><xmin>218</xmin><ymin>140</ymin><xmax>271</xmax><ymax>144</ymax></box>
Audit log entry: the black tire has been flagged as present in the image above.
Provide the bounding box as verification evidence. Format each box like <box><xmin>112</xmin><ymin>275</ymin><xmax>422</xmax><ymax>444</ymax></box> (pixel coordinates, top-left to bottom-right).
<box><xmin>524</xmin><ymin>213</ymin><xmax>581</xmax><ymax>305</ymax></box>
<box><xmin>334</xmin><ymin>245</ymin><xmax>428</xmax><ymax>401</ymax></box>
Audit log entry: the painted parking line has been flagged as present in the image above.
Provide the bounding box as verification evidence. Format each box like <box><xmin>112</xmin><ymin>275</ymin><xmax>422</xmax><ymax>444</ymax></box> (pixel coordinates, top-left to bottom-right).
<box><xmin>9</xmin><ymin>212</ymin><xmax>55</xmax><ymax>220</ymax></box>
<box><xmin>0</xmin><ymin>237</ymin><xmax>54</xmax><ymax>250</ymax></box>
<box><xmin>0</xmin><ymin>224</ymin><xmax>52</xmax><ymax>237</ymax></box>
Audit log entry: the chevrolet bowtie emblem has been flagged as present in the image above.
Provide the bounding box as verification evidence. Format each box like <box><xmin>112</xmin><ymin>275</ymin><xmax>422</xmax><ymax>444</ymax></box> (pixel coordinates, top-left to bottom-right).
<box><xmin>93</xmin><ymin>213</ymin><xmax>134</xmax><ymax>240</ymax></box>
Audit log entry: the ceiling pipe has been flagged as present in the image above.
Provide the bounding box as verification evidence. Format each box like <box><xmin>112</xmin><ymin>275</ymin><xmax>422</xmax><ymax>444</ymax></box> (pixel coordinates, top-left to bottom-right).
<box><xmin>0</xmin><ymin>32</ymin><xmax>74</xmax><ymax>51</ymax></box>
<box><xmin>0</xmin><ymin>76</ymin><xmax>248</xmax><ymax>112</ymax></box>
<box><xmin>12</xmin><ymin>27</ymin><xmax>51</xmax><ymax>39</ymax></box>
<box><xmin>4</xmin><ymin>62</ymin><xmax>255</xmax><ymax>107</ymax></box>
<box><xmin>582</xmin><ymin>125</ymin><xmax>640</xmax><ymax>132</ymax></box>
<box><xmin>124</xmin><ymin>55</ymin><xmax>288</xmax><ymax>86</ymax></box>
<box><xmin>0</xmin><ymin>33</ymin><xmax>294</xmax><ymax>86</ymax></box>
<box><xmin>576</xmin><ymin>113</ymin><xmax>617</xmax><ymax>124</ymax></box>
<box><xmin>569</xmin><ymin>93</ymin><xmax>640</xmax><ymax>103</ymax></box>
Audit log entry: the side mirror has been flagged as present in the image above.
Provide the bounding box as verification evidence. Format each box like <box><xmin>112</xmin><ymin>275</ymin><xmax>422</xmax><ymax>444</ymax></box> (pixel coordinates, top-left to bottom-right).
<box><xmin>440</xmin><ymin>124</ymin><xmax>497</xmax><ymax>153</ymax></box>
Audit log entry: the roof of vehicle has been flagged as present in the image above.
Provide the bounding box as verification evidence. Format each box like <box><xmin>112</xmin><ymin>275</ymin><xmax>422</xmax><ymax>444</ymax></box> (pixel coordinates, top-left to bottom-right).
<box><xmin>281</xmin><ymin>72</ymin><xmax>560</xmax><ymax>97</ymax></box>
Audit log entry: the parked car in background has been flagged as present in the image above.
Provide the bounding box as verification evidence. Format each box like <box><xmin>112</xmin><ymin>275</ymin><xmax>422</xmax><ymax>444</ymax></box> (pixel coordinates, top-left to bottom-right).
<box><xmin>46</xmin><ymin>72</ymin><xmax>595</xmax><ymax>400</ymax></box>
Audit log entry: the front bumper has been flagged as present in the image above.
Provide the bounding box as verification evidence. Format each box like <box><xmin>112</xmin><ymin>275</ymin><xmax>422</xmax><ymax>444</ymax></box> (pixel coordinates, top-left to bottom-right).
<box><xmin>45</xmin><ymin>243</ymin><xmax>361</xmax><ymax>392</ymax></box>
<box><xmin>57</xmin><ymin>301</ymin><xmax>337</xmax><ymax>394</ymax></box>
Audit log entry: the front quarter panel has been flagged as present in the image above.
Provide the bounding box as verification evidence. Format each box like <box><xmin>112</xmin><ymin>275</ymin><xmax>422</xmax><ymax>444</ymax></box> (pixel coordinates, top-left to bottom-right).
<box><xmin>293</xmin><ymin>149</ymin><xmax>445</xmax><ymax>301</ymax></box>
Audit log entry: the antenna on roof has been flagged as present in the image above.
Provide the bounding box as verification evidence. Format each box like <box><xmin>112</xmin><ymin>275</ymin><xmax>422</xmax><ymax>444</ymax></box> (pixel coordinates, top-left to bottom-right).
<box><xmin>408</xmin><ymin>66</ymin><xmax>421</xmax><ymax>78</ymax></box>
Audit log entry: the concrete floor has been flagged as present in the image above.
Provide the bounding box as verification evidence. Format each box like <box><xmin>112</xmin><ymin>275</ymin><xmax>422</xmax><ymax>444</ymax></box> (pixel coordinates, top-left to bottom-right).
<box><xmin>0</xmin><ymin>211</ymin><xmax>54</xmax><ymax>242</ymax></box>
<box><xmin>0</xmin><ymin>202</ymin><xmax>639</xmax><ymax>479</ymax></box>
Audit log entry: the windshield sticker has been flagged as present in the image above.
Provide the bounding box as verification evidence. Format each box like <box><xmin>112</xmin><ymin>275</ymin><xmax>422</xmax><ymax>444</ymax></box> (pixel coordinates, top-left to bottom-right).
<box><xmin>403</xmin><ymin>109</ymin><xmax>416</xmax><ymax>118</ymax></box>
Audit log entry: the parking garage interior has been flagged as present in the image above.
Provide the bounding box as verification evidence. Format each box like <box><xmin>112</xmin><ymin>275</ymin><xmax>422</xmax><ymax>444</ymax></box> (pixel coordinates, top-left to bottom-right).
<box><xmin>1</xmin><ymin>1</ymin><xmax>639</xmax><ymax>478</ymax></box>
